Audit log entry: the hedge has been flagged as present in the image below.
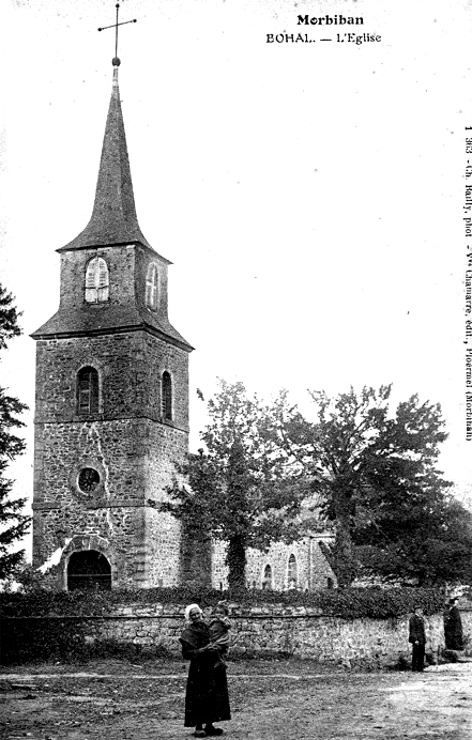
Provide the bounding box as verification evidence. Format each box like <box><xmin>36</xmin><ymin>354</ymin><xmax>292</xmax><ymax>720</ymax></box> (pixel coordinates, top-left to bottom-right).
<box><xmin>0</xmin><ymin>585</ymin><xmax>446</xmax><ymax>620</ymax></box>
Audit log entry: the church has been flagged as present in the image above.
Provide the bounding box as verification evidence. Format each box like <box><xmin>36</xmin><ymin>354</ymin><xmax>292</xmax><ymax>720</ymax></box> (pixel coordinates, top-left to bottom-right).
<box><xmin>31</xmin><ymin>44</ymin><xmax>336</xmax><ymax>593</ymax></box>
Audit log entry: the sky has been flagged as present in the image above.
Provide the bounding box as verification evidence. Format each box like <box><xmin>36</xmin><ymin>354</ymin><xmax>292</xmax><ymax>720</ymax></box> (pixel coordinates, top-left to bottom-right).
<box><xmin>1</xmin><ymin>0</ymin><xmax>472</xmax><ymax>557</ymax></box>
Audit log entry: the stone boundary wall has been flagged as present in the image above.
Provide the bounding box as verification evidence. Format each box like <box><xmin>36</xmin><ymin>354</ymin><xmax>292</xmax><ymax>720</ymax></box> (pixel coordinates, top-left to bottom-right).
<box><xmin>45</xmin><ymin>603</ymin><xmax>472</xmax><ymax>666</ymax></box>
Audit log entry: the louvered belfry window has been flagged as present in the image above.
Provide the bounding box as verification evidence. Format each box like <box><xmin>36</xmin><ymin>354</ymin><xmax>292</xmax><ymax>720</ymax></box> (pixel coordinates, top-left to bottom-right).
<box><xmin>162</xmin><ymin>371</ymin><xmax>172</xmax><ymax>420</ymax></box>
<box><xmin>145</xmin><ymin>262</ymin><xmax>158</xmax><ymax>310</ymax></box>
<box><xmin>77</xmin><ymin>366</ymin><xmax>99</xmax><ymax>415</ymax></box>
<box><xmin>85</xmin><ymin>257</ymin><xmax>109</xmax><ymax>303</ymax></box>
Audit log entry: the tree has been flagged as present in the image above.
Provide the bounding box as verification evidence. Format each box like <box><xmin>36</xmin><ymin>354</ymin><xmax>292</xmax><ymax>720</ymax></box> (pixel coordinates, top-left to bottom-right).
<box><xmin>164</xmin><ymin>380</ymin><xmax>305</xmax><ymax>592</ymax></box>
<box><xmin>284</xmin><ymin>385</ymin><xmax>452</xmax><ymax>587</ymax></box>
<box><xmin>0</xmin><ymin>285</ymin><xmax>30</xmax><ymax>580</ymax></box>
<box><xmin>355</xmin><ymin>483</ymin><xmax>472</xmax><ymax>586</ymax></box>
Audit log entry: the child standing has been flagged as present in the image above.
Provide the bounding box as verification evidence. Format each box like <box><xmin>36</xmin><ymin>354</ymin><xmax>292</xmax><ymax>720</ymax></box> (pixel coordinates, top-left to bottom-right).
<box><xmin>203</xmin><ymin>602</ymin><xmax>231</xmax><ymax>667</ymax></box>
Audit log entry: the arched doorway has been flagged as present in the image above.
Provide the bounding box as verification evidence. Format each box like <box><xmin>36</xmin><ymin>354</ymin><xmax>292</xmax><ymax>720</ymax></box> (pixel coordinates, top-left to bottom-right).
<box><xmin>67</xmin><ymin>550</ymin><xmax>112</xmax><ymax>590</ymax></box>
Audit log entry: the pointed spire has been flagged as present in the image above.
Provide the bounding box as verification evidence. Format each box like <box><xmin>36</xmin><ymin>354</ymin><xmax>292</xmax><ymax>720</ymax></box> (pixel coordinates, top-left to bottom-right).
<box><xmin>60</xmin><ymin>62</ymin><xmax>151</xmax><ymax>251</ymax></box>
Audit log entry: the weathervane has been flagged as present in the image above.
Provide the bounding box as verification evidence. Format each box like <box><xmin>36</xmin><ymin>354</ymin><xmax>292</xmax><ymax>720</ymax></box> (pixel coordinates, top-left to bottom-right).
<box><xmin>98</xmin><ymin>2</ymin><xmax>137</xmax><ymax>66</ymax></box>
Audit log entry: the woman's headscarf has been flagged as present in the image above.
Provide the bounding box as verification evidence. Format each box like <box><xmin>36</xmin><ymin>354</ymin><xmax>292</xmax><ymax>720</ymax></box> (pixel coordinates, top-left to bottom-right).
<box><xmin>181</xmin><ymin>603</ymin><xmax>209</xmax><ymax>649</ymax></box>
<box><xmin>185</xmin><ymin>603</ymin><xmax>203</xmax><ymax>621</ymax></box>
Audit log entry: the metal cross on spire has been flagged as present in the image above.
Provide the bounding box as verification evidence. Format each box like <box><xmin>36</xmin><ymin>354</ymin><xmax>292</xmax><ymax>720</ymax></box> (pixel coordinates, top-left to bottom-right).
<box><xmin>98</xmin><ymin>2</ymin><xmax>137</xmax><ymax>66</ymax></box>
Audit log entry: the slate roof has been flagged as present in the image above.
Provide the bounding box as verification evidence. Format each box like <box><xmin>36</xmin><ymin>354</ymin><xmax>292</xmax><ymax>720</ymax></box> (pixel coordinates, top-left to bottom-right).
<box><xmin>58</xmin><ymin>66</ymin><xmax>166</xmax><ymax>261</ymax></box>
<box><xmin>31</xmin><ymin>304</ymin><xmax>193</xmax><ymax>351</ymax></box>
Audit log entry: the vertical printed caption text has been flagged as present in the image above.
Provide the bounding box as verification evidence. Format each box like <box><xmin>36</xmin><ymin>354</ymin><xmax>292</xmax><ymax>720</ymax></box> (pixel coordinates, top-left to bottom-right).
<box><xmin>464</xmin><ymin>128</ymin><xmax>472</xmax><ymax>439</ymax></box>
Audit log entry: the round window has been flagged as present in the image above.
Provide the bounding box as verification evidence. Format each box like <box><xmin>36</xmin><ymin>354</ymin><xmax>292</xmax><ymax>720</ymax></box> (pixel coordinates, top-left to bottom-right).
<box><xmin>78</xmin><ymin>467</ymin><xmax>100</xmax><ymax>493</ymax></box>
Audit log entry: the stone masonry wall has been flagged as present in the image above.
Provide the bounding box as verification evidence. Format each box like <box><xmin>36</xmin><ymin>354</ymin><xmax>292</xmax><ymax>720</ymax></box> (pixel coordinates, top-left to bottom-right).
<box><xmin>33</xmin><ymin>507</ymin><xmax>146</xmax><ymax>589</ymax></box>
<box><xmin>212</xmin><ymin>537</ymin><xmax>337</xmax><ymax>592</ymax></box>
<box><xmin>145</xmin><ymin>509</ymin><xmax>182</xmax><ymax>587</ymax></box>
<box><xmin>33</xmin><ymin>332</ymin><xmax>189</xmax><ymax>430</ymax></box>
<box><xmin>57</xmin><ymin>244</ymin><xmax>172</xmax><ymax>332</ymax></box>
<box><xmin>32</xmin><ymin>416</ymin><xmax>166</xmax><ymax>584</ymax></box>
<box><xmin>32</xmin><ymin>327</ymin><xmax>189</xmax><ymax>589</ymax></box>
<box><xmin>82</xmin><ymin>603</ymin><xmax>472</xmax><ymax>666</ymax></box>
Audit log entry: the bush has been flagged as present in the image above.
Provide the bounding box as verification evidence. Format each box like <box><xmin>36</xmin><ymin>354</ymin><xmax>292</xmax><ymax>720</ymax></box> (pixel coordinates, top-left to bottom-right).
<box><xmin>0</xmin><ymin>615</ymin><xmax>92</xmax><ymax>665</ymax></box>
<box><xmin>0</xmin><ymin>584</ymin><xmax>445</xmax><ymax>619</ymax></box>
<box><xmin>0</xmin><ymin>584</ymin><xmax>445</xmax><ymax>620</ymax></box>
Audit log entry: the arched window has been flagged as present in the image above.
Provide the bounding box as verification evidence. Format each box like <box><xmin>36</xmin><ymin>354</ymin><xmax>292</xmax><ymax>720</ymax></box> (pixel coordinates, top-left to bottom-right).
<box><xmin>262</xmin><ymin>564</ymin><xmax>273</xmax><ymax>590</ymax></box>
<box><xmin>145</xmin><ymin>263</ymin><xmax>159</xmax><ymax>310</ymax></box>
<box><xmin>67</xmin><ymin>550</ymin><xmax>111</xmax><ymax>591</ymax></box>
<box><xmin>77</xmin><ymin>366</ymin><xmax>99</xmax><ymax>415</ymax></box>
<box><xmin>162</xmin><ymin>371</ymin><xmax>172</xmax><ymax>420</ymax></box>
<box><xmin>85</xmin><ymin>257</ymin><xmax>109</xmax><ymax>303</ymax></box>
<box><xmin>288</xmin><ymin>553</ymin><xmax>298</xmax><ymax>588</ymax></box>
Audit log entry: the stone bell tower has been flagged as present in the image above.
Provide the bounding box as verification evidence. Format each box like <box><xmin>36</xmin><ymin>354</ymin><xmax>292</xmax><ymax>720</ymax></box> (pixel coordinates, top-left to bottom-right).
<box><xmin>31</xmin><ymin>54</ymin><xmax>193</xmax><ymax>590</ymax></box>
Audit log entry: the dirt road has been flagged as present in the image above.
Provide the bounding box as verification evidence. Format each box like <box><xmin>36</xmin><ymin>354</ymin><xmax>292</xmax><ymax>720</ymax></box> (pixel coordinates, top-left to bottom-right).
<box><xmin>1</xmin><ymin>660</ymin><xmax>471</xmax><ymax>739</ymax></box>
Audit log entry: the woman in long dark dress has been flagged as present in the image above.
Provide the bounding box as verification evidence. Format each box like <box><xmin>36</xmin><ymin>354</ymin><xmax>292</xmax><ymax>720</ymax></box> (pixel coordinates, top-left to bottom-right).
<box><xmin>444</xmin><ymin>597</ymin><xmax>464</xmax><ymax>650</ymax></box>
<box><xmin>180</xmin><ymin>604</ymin><xmax>231</xmax><ymax>737</ymax></box>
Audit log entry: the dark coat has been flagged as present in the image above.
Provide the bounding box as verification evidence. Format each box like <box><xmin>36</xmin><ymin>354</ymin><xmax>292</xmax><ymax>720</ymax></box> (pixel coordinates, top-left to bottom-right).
<box><xmin>180</xmin><ymin>621</ymin><xmax>231</xmax><ymax>728</ymax></box>
<box><xmin>408</xmin><ymin>614</ymin><xmax>426</xmax><ymax>645</ymax></box>
<box><xmin>444</xmin><ymin>605</ymin><xmax>463</xmax><ymax>650</ymax></box>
